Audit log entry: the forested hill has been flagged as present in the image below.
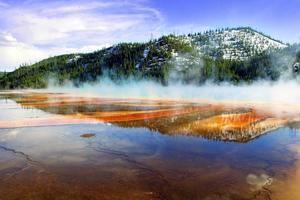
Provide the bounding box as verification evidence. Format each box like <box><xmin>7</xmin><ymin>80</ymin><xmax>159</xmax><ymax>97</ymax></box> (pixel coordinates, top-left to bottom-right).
<box><xmin>0</xmin><ymin>27</ymin><xmax>300</xmax><ymax>89</ymax></box>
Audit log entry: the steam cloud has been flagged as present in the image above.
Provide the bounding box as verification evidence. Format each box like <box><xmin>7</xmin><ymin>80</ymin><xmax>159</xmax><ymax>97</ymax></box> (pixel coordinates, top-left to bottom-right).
<box><xmin>44</xmin><ymin>46</ymin><xmax>300</xmax><ymax>107</ymax></box>
<box><xmin>46</xmin><ymin>78</ymin><xmax>300</xmax><ymax>106</ymax></box>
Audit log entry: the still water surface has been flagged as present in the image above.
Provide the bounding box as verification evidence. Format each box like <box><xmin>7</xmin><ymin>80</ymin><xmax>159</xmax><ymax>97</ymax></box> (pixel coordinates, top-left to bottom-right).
<box><xmin>0</xmin><ymin>92</ymin><xmax>300</xmax><ymax>200</ymax></box>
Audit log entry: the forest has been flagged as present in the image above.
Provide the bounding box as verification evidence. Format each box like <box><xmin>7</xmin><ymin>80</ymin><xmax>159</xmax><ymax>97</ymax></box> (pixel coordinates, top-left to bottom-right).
<box><xmin>0</xmin><ymin>33</ymin><xmax>299</xmax><ymax>89</ymax></box>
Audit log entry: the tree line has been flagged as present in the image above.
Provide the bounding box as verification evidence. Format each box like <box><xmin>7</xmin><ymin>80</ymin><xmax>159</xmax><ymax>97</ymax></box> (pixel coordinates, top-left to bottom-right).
<box><xmin>0</xmin><ymin>35</ymin><xmax>299</xmax><ymax>89</ymax></box>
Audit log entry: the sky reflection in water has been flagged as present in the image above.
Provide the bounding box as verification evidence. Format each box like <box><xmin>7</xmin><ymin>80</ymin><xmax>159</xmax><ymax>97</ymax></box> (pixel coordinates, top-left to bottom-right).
<box><xmin>0</xmin><ymin>92</ymin><xmax>300</xmax><ymax>199</ymax></box>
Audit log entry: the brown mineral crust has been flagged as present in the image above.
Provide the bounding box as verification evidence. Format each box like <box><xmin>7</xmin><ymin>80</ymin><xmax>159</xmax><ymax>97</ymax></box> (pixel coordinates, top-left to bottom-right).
<box><xmin>80</xmin><ymin>133</ymin><xmax>96</xmax><ymax>138</ymax></box>
<box><xmin>0</xmin><ymin>91</ymin><xmax>299</xmax><ymax>141</ymax></box>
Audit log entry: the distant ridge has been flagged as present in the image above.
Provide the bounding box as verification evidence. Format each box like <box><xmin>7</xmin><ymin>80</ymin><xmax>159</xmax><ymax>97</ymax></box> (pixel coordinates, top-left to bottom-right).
<box><xmin>0</xmin><ymin>27</ymin><xmax>298</xmax><ymax>89</ymax></box>
<box><xmin>189</xmin><ymin>27</ymin><xmax>287</xmax><ymax>60</ymax></box>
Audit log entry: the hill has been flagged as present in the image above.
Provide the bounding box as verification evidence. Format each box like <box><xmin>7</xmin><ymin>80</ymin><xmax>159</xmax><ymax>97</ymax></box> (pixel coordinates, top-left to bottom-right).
<box><xmin>189</xmin><ymin>27</ymin><xmax>287</xmax><ymax>60</ymax></box>
<box><xmin>0</xmin><ymin>27</ymin><xmax>299</xmax><ymax>89</ymax></box>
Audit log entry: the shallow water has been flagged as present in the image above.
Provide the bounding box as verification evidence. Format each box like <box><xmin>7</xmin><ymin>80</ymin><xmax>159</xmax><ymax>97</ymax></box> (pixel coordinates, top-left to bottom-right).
<box><xmin>1</xmin><ymin>92</ymin><xmax>300</xmax><ymax>200</ymax></box>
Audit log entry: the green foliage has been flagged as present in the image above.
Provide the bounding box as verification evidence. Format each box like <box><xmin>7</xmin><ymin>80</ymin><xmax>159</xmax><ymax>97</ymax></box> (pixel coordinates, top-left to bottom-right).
<box><xmin>0</xmin><ymin>33</ymin><xmax>299</xmax><ymax>89</ymax></box>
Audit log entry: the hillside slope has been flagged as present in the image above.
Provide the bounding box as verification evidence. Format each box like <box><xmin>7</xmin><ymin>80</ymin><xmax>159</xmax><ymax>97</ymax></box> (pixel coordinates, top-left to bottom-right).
<box><xmin>189</xmin><ymin>27</ymin><xmax>287</xmax><ymax>60</ymax></box>
<box><xmin>0</xmin><ymin>27</ymin><xmax>298</xmax><ymax>89</ymax></box>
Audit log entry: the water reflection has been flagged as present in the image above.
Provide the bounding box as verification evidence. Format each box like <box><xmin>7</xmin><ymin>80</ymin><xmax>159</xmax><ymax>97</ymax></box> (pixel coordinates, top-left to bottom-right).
<box><xmin>0</xmin><ymin>124</ymin><xmax>299</xmax><ymax>199</ymax></box>
<box><xmin>0</xmin><ymin>91</ymin><xmax>300</xmax><ymax>199</ymax></box>
<box><xmin>1</xmin><ymin>91</ymin><xmax>297</xmax><ymax>142</ymax></box>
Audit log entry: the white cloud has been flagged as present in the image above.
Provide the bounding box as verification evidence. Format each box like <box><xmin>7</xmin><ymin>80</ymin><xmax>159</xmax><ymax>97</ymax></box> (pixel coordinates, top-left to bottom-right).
<box><xmin>0</xmin><ymin>0</ymin><xmax>164</xmax><ymax>71</ymax></box>
<box><xmin>0</xmin><ymin>31</ymin><xmax>111</xmax><ymax>71</ymax></box>
<box><xmin>0</xmin><ymin>33</ymin><xmax>46</xmax><ymax>71</ymax></box>
<box><xmin>3</xmin><ymin>0</ymin><xmax>163</xmax><ymax>44</ymax></box>
<box><xmin>0</xmin><ymin>32</ymin><xmax>18</xmax><ymax>45</ymax></box>
<box><xmin>42</xmin><ymin>1</ymin><xmax>114</xmax><ymax>14</ymax></box>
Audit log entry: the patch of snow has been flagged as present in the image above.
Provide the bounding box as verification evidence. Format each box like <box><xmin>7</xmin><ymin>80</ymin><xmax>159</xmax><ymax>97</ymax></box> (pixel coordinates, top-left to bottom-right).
<box><xmin>67</xmin><ymin>55</ymin><xmax>81</xmax><ymax>64</ymax></box>
<box><xmin>135</xmin><ymin>63</ymin><xmax>140</xmax><ymax>69</ymax></box>
<box><xmin>143</xmin><ymin>48</ymin><xmax>150</xmax><ymax>58</ymax></box>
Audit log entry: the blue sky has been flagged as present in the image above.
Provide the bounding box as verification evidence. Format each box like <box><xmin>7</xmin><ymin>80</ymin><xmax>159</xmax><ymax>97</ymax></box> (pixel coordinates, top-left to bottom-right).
<box><xmin>0</xmin><ymin>0</ymin><xmax>299</xmax><ymax>71</ymax></box>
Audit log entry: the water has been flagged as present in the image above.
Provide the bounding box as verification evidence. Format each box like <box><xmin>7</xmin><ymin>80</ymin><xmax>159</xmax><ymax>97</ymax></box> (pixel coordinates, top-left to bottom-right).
<box><xmin>0</xmin><ymin>91</ymin><xmax>300</xmax><ymax>200</ymax></box>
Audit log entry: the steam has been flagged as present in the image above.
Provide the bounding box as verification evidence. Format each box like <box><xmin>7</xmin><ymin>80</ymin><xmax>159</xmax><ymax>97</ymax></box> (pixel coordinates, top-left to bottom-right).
<box><xmin>46</xmin><ymin>78</ymin><xmax>300</xmax><ymax>106</ymax></box>
<box><xmin>44</xmin><ymin>44</ymin><xmax>300</xmax><ymax>107</ymax></box>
